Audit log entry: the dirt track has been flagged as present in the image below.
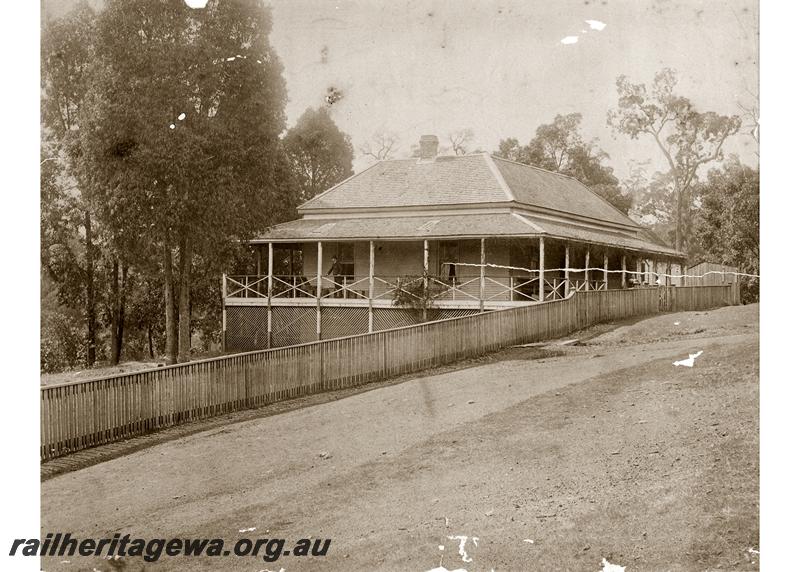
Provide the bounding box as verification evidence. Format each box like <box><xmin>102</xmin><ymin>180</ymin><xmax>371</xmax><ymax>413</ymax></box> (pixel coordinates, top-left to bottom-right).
<box><xmin>40</xmin><ymin>305</ymin><xmax>759</xmax><ymax>572</ymax></box>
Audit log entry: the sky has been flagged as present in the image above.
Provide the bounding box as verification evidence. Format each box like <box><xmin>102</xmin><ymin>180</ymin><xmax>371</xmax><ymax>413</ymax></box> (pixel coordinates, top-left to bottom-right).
<box><xmin>44</xmin><ymin>0</ymin><xmax>759</xmax><ymax>178</ymax></box>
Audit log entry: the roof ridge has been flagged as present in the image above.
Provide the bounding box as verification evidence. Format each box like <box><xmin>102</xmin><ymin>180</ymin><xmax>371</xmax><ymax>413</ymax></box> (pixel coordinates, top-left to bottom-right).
<box><xmin>482</xmin><ymin>152</ymin><xmax>515</xmax><ymax>202</ymax></box>
<box><xmin>489</xmin><ymin>154</ymin><xmax>577</xmax><ymax>180</ymax></box>
<box><xmin>369</xmin><ymin>153</ymin><xmax>487</xmax><ymax>164</ymax></box>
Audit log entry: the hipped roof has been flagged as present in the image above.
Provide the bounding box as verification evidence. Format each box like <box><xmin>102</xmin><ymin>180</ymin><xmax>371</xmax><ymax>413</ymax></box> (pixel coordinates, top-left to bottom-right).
<box><xmin>255</xmin><ymin>153</ymin><xmax>684</xmax><ymax>258</ymax></box>
<box><xmin>299</xmin><ymin>153</ymin><xmax>638</xmax><ymax>229</ymax></box>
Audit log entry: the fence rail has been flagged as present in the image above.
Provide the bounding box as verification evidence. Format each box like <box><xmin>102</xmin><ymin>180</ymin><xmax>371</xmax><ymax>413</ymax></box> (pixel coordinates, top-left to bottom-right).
<box><xmin>41</xmin><ymin>284</ymin><xmax>734</xmax><ymax>461</ymax></box>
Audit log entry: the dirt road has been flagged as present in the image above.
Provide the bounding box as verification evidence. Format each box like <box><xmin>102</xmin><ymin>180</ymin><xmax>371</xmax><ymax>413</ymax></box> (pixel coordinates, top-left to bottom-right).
<box><xmin>40</xmin><ymin>305</ymin><xmax>759</xmax><ymax>572</ymax></box>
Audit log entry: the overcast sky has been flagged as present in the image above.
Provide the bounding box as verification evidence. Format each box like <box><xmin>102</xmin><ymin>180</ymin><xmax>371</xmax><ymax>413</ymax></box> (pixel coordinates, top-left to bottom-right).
<box><xmin>44</xmin><ymin>0</ymin><xmax>759</xmax><ymax>178</ymax></box>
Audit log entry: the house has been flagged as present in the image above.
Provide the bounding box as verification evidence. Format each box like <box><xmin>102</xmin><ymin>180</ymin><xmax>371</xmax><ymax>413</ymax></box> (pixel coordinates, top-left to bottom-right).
<box><xmin>223</xmin><ymin>135</ymin><xmax>686</xmax><ymax>350</ymax></box>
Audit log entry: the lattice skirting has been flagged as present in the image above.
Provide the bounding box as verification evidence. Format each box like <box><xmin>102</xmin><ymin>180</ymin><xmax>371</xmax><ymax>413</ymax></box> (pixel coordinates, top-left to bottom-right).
<box><xmin>224</xmin><ymin>305</ymin><xmax>484</xmax><ymax>351</ymax></box>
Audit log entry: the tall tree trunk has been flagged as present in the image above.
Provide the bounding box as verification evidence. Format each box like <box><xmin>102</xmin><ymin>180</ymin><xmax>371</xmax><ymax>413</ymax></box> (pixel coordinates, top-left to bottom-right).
<box><xmin>163</xmin><ymin>242</ymin><xmax>178</xmax><ymax>365</ymax></box>
<box><xmin>111</xmin><ymin>263</ymin><xmax>128</xmax><ymax>365</ymax></box>
<box><xmin>674</xmin><ymin>176</ymin><xmax>684</xmax><ymax>252</ymax></box>
<box><xmin>84</xmin><ymin>211</ymin><xmax>97</xmax><ymax>366</ymax></box>
<box><xmin>110</xmin><ymin>259</ymin><xmax>120</xmax><ymax>365</ymax></box>
<box><xmin>147</xmin><ymin>324</ymin><xmax>154</xmax><ymax>359</ymax></box>
<box><xmin>178</xmin><ymin>237</ymin><xmax>192</xmax><ymax>363</ymax></box>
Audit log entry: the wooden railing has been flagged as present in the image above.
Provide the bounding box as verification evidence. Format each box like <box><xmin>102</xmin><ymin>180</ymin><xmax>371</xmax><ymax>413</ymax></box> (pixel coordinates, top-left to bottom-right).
<box><xmin>41</xmin><ymin>284</ymin><xmax>735</xmax><ymax>461</ymax></box>
<box><xmin>227</xmin><ymin>274</ymin><xmax>548</xmax><ymax>304</ymax></box>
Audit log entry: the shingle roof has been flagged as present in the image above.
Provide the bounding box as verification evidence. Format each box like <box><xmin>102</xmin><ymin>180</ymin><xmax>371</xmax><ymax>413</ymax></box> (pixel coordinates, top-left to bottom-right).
<box><xmin>300</xmin><ymin>153</ymin><xmax>639</xmax><ymax>229</ymax></box>
<box><xmin>253</xmin><ymin>213</ymin><xmax>683</xmax><ymax>257</ymax></box>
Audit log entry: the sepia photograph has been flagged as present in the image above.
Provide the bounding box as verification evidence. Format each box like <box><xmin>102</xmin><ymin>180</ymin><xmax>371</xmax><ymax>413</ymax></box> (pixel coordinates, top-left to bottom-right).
<box><xmin>3</xmin><ymin>0</ymin><xmax>777</xmax><ymax>569</ymax></box>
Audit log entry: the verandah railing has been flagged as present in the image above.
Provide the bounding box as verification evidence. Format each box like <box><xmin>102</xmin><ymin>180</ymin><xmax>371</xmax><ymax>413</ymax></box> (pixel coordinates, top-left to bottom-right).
<box><xmin>41</xmin><ymin>285</ymin><xmax>735</xmax><ymax>461</ymax></box>
<box><xmin>226</xmin><ymin>273</ymin><xmax>608</xmax><ymax>303</ymax></box>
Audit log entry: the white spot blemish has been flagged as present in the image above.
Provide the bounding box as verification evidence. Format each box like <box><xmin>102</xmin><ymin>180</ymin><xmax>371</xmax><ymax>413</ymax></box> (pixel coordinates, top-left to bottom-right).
<box><xmin>239</xmin><ymin>526</ymin><xmax>256</xmax><ymax>532</ymax></box>
<box><xmin>184</xmin><ymin>0</ymin><xmax>208</xmax><ymax>8</ymax></box>
<box><xmin>747</xmin><ymin>547</ymin><xmax>760</xmax><ymax>555</ymax></box>
<box><xmin>560</xmin><ymin>36</ymin><xmax>579</xmax><ymax>44</ymax></box>
<box><xmin>674</xmin><ymin>321</ymin><xmax>680</xmax><ymax>325</ymax></box>
<box><xmin>226</xmin><ymin>56</ymin><xmax>236</xmax><ymax>62</ymax></box>
<box><xmin>586</xmin><ymin>19</ymin><xmax>607</xmax><ymax>30</ymax></box>
<box><xmin>438</xmin><ymin>545</ymin><xmax>444</xmax><ymax>551</ymax></box>
<box><xmin>523</xmin><ymin>538</ymin><xmax>534</xmax><ymax>544</ymax></box>
<box><xmin>425</xmin><ymin>567</ymin><xmax>467</xmax><ymax>572</ymax></box>
<box><xmin>446</xmin><ymin>535</ymin><xmax>478</xmax><ymax>563</ymax></box>
<box><xmin>673</xmin><ymin>350</ymin><xmax>703</xmax><ymax>367</ymax></box>
<box><xmin>178</xmin><ymin>112</ymin><xmax>186</xmax><ymax>121</ymax></box>
<box><xmin>169</xmin><ymin>124</ymin><xmax>176</xmax><ymax>129</ymax></box>
<box><xmin>599</xmin><ymin>557</ymin><xmax>626</xmax><ymax>572</ymax></box>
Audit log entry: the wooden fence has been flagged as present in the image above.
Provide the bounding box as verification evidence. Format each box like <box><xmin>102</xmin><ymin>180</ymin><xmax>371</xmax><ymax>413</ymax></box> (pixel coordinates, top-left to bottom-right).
<box><xmin>41</xmin><ymin>284</ymin><xmax>734</xmax><ymax>461</ymax></box>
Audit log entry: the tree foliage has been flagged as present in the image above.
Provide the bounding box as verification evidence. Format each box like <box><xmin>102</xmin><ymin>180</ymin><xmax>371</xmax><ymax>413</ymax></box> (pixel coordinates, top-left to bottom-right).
<box><xmin>41</xmin><ymin>1</ymin><xmax>101</xmax><ymax>365</ymax></box>
<box><xmin>284</xmin><ymin>107</ymin><xmax>354</xmax><ymax>201</ymax></box>
<box><xmin>495</xmin><ymin>113</ymin><xmax>632</xmax><ymax>214</ymax></box>
<box><xmin>78</xmin><ymin>0</ymin><xmax>290</xmax><ymax>363</ymax></box>
<box><xmin>607</xmin><ymin>68</ymin><xmax>741</xmax><ymax>250</ymax></box>
<box><xmin>696</xmin><ymin>158</ymin><xmax>759</xmax><ymax>302</ymax></box>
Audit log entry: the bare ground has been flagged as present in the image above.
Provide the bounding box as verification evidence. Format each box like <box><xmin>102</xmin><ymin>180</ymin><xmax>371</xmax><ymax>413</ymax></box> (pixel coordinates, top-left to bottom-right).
<box><xmin>40</xmin><ymin>304</ymin><xmax>759</xmax><ymax>572</ymax></box>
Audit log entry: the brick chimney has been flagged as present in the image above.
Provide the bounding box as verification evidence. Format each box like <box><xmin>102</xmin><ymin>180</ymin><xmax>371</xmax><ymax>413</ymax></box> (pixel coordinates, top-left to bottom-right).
<box><xmin>418</xmin><ymin>135</ymin><xmax>439</xmax><ymax>160</ymax></box>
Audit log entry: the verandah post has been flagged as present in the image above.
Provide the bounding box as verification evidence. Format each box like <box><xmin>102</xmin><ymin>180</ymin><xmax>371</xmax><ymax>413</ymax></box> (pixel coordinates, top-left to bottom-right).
<box><xmin>564</xmin><ymin>243</ymin><xmax>570</xmax><ymax>297</ymax></box>
<box><xmin>423</xmin><ymin>239</ymin><xmax>429</xmax><ymax>322</ymax></box>
<box><xmin>369</xmin><ymin>240</ymin><xmax>375</xmax><ymax>332</ymax></box>
<box><xmin>621</xmin><ymin>254</ymin><xmax>627</xmax><ymax>289</ymax></box>
<box><xmin>479</xmin><ymin>238</ymin><xmax>485</xmax><ymax>312</ymax></box>
<box><xmin>603</xmin><ymin>250</ymin><xmax>608</xmax><ymax>290</ymax></box>
<box><xmin>316</xmin><ymin>241</ymin><xmax>322</xmax><ymax>340</ymax></box>
<box><xmin>538</xmin><ymin>236</ymin><xmax>545</xmax><ymax>302</ymax></box>
<box><xmin>267</xmin><ymin>242</ymin><xmax>273</xmax><ymax>348</ymax></box>
<box><xmin>584</xmin><ymin>247</ymin><xmax>590</xmax><ymax>291</ymax></box>
<box><xmin>221</xmin><ymin>273</ymin><xmax>227</xmax><ymax>352</ymax></box>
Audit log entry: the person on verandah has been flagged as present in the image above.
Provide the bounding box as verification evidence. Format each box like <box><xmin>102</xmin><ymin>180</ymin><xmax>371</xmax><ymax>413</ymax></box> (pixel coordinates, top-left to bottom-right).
<box><xmin>327</xmin><ymin>255</ymin><xmax>343</xmax><ymax>297</ymax></box>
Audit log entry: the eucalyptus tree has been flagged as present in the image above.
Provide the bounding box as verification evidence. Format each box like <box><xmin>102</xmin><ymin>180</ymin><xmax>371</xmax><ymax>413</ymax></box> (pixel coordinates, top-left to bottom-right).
<box><xmin>607</xmin><ymin>68</ymin><xmax>741</xmax><ymax>251</ymax></box>
<box><xmin>80</xmin><ymin>0</ymin><xmax>289</xmax><ymax>363</ymax></box>
<box><xmin>41</xmin><ymin>1</ymin><xmax>100</xmax><ymax>365</ymax></box>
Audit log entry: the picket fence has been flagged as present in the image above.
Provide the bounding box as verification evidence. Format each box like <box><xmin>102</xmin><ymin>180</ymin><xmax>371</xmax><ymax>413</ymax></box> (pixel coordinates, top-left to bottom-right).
<box><xmin>41</xmin><ymin>284</ymin><xmax>734</xmax><ymax>461</ymax></box>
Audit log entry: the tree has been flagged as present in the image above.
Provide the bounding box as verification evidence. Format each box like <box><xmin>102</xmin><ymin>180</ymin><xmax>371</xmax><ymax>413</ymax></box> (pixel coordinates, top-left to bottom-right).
<box><xmin>284</xmin><ymin>107</ymin><xmax>354</xmax><ymax>201</ymax></box>
<box><xmin>607</xmin><ymin>68</ymin><xmax>741</xmax><ymax>250</ymax></box>
<box><xmin>448</xmin><ymin>129</ymin><xmax>475</xmax><ymax>155</ymax></box>
<box><xmin>79</xmin><ymin>0</ymin><xmax>289</xmax><ymax>364</ymax></box>
<box><xmin>360</xmin><ymin>131</ymin><xmax>397</xmax><ymax>161</ymax></box>
<box><xmin>696</xmin><ymin>158</ymin><xmax>759</xmax><ymax>302</ymax></box>
<box><xmin>495</xmin><ymin>113</ymin><xmax>632</xmax><ymax>214</ymax></box>
<box><xmin>41</xmin><ymin>1</ymin><xmax>101</xmax><ymax>366</ymax></box>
